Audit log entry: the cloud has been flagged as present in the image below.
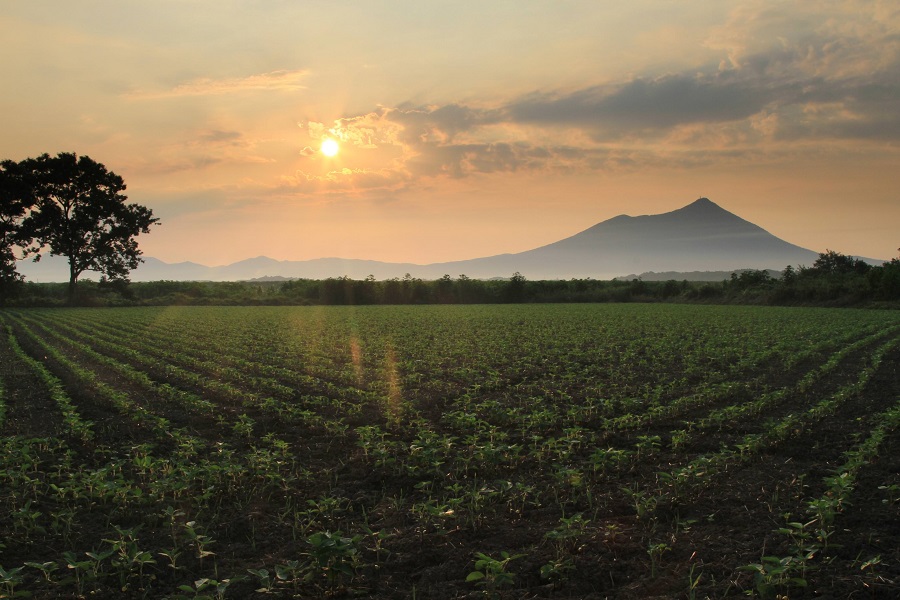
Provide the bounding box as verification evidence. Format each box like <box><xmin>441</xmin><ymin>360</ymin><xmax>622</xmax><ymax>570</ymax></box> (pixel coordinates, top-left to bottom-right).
<box><xmin>507</xmin><ymin>74</ymin><xmax>773</xmax><ymax>134</ymax></box>
<box><xmin>132</xmin><ymin>155</ymin><xmax>224</xmax><ymax>176</ymax></box>
<box><xmin>387</xmin><ymin>103</ymin><xmax>503</xmax><ymax>145</ymax></box>
<box><xmin>300</xmin><ymin>107</ymin><xmax>566</xmax><ymax>186</ymax></box>
<box><xmin>286</xmin><ymin>1</ymin><xmax>900</xmax><ymax>197</ymax></box>
<box><xmin>198</xmin><ymin>130</ymin><xmax>243</xmax><ymax>144</ymax></box>
<box><xmin>693</xmin><ymin>0</ymin><xmax>900</xmax><ymax>142</ymax></box>
<box><xmin>705</xmin><ymin>1</ymin><xmax>900</xmax><ymax>77</ymax></box>
<box><xmin>503</xmin><ymin>1</ymin><xmax>900</xmax><ymax>144</ymax></box>
<box><xmin>127</xmin><ymin>69</ymin><xmax>309</xmax><ymax>99</ymax></box>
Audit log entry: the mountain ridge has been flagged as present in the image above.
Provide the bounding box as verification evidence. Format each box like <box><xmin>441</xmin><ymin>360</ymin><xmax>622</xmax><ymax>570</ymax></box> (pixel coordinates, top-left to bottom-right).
<box><xmin>16</xmin><ymin>198</ymin><xmax>883</xmax><ymax>282</ymax></box>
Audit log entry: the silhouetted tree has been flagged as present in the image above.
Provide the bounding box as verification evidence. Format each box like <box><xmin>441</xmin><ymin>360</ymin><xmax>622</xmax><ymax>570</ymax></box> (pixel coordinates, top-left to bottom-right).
<box><xmin>629</xmin><ymin>278</ymin><xmax>647</xmax><ymax>297</ymax></box>
<box><xmin>382</xmin><ymin>278</ymin><xmax>403</xmax><ymax>304</ymax></box>
<box><xmin>658</xmin><ymin>279</ymin><xmax>682</xmax><ymax>298</ymax></box>
<box><xmin>869</xmin><ymin>248</ymin><xmax>900</xmax><ymax>301</ymax></box>
<box><xmin>455</xmin><ymin>274</ymin><xmax>480</xmax><ymax>303</ymax></box>
<box><xmin>21</xmin><ymin>153</ymin><xmax>159</xmax><ymax>302</ymax></box>
<box><xmin>781</xmin><ymin>265</ymin><xmax>797</xmax><ymax>285</ymax></box>
<box><xmin>0</xmin><ymin>159</ymin><xmax>33</xmax><ymax>300</ymax></box>
<box><xmin>434</xmin><ymin>274</ymin><xmax>455</xmax><ymax>303</ymax></box>
<box><xmin>728</xmin><ymin>269</ymin><xmax>774</xmax><ymax>291</ymax></box>
<box><xmin>812</xmin><ymin>250</ymin><xmax>871</xmax><ymax>275</ymax></box>
<box><xmin>505</xmin><ymin>272</ymin><xmax>527</xmax><ymax>303</ymax></box>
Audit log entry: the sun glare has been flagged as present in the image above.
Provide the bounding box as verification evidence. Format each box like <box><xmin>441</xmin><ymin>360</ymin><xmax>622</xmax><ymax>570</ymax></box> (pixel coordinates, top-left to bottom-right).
<box><xmin>320</xmin><ymin>138</ymin><xmax>339</xmax><ymax>157</ymax></box>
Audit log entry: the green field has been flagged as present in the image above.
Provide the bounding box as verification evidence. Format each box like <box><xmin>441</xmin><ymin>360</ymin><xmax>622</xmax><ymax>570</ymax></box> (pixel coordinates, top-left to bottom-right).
<box><xmin>1</xmin><ymin>304</ymin><xmax>898</xmax><ymax>599</ymax></box>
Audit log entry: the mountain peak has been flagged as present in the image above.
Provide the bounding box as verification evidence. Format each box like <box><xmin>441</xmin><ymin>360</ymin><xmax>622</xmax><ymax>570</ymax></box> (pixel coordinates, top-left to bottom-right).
<box><xmin>680</xmin><ymin>197</ymin><xmax>721</xmax><ymax>212</ymax></box>
<box><xmin>666</xmin><ymin>197</ymin><xmax>744</xmax><ymax>223</ymax></box>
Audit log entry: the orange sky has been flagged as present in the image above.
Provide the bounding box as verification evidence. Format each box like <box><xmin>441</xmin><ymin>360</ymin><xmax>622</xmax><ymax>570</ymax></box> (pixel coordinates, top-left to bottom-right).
<box><xmin>2</xmin><ymin>1</ymin><xmax>898</xmax><ymax>266</ymax></box>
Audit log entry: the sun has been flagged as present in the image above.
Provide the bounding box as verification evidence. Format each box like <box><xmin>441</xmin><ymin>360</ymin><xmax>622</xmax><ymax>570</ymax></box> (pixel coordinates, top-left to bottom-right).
<box><xmin>320</xmin><ymin>138</ymin><xmax>339</xmax><ymax>157</ymax></box>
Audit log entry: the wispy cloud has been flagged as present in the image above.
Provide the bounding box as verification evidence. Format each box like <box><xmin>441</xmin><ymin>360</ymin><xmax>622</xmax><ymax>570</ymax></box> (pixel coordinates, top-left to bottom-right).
<box><xmin>127</xmin><ymin>69</ymin><xmax>309</xmax><ymax>99</ymax></box>
<box><xmin>197</xmin><ymin>130</ymin><xmax>243</xmax><ymax>144</ymax></box>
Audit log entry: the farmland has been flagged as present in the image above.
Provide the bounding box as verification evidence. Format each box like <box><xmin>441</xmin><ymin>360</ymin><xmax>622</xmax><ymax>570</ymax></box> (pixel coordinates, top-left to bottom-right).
<box><xmin>0</xmin><ymin>304</ymin><xmax>898</xmax><ymax>599</ymax></box>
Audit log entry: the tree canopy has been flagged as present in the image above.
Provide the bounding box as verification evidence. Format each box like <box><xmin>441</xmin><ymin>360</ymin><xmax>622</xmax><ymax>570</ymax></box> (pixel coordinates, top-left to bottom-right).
<box><xmin>1</xmin><ymin>152</ymin><xmax>158</xmax><ymax>302</ymax></box>
<box><xmin>811</xmin><ymin>249</ymin><xmax>872</xmax><ymax>275</ymax></box>
<box><xmin>0</xmin><ymin>159</ymin><xmax>34</xmax><ymax>298</ymax></box>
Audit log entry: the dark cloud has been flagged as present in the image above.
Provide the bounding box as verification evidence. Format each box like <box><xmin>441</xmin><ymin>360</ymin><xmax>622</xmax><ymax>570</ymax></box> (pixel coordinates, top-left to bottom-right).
<box><xmin>403</xmin><ymin>140</ymin><xmax>612</xmax><ymax>179</ymax></box>
<box><xmin>832</xmin><ymin>116</ymin><xmax>900</xmax><ymax>141</ymax></box>
<box><xmin>498</xmin><ymin>31</ymin><xmax>900</xmax><ymax>143</ymax></box>
<box><xmin>384</xmin><ymin>50</ymin><xmax>896</xmax><ymax>148</ymax></box>
<box><xmin>776</xmin><ymin>109</ymin><xmax>900</xmax><ymax>143</ymax></box>
<box><xmin>386</xmin><ymin>103</ymin><xmax>502</xmax><ymax>144</ymax></box>
<box><xmin>508</xmin><ymin>74</ymin><xmax>772</xmax><ymax>132</ymax></box>
<box><xmin>813</xmin><ymin>82</ymin><xmax>900</xmax><ymax>141</ymax></box>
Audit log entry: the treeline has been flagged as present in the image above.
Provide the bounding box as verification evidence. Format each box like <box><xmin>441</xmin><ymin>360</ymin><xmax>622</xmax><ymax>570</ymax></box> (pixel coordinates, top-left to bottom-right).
<box><xmin>11</xmin><ymin>274</ymin><xmax>662</xmax><ymax>307</ymax></box>
<box><xmin>5</xmin><ymin>250</ymin><xmax>899</xmax><ymax>308</ymax></box>
<box><xmin>722</xmin><ymin>250</ymin><xmax>900</xmax><ymax>305</ymax></box>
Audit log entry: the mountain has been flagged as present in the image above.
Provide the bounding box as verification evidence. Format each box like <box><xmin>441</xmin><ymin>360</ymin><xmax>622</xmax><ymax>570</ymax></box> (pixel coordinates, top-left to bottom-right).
<box><xmin>461</xmin><ymin>197</ymin><xmax>824</xmax><ymax>279</ymax></box>
<box><xmin>400</xmin><ymin>197</ymin><xmax>830</xmax><ymax>279</ymax></box>
<box><xmin>16</xmin><ymin>198</ymin><xmax>877</xmax><ymax>282</ymax></box>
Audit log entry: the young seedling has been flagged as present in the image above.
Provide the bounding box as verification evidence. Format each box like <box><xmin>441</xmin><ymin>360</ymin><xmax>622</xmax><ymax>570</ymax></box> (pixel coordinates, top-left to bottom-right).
<box><xmin>776</xmin><ymin>519</ymin><xmax>819</xmax><ymax>570</ymax></box>
<box><xmin>12</xmin><ymin>500</ymin><xmax>44</xmax><ymax>537</ymax></box>
<box><xmin>634</xmin><ymin>435</ymin><xmax>662</xmax><ymax>458</ymax></box>
<box><xmin>50</xmin><ymin>507</ymin><xmax>77</xmax><ymax>544</ymax></box>
<box><xmin>25</xmin><ymin>560</ymin><xmax>59</xmax><ymax>583</ymax></box>
<box><xmin>232</xmin><ymin>414</ymin><xmax>254</xmax><ymax>439</ymax></box>
<box><xmin>878</xmin><ymin>484</ymin><xmax>899</xmax><ymax>505</ymax></box>
<box><xmin>362</xmin><ymin>525</ymin><xmax>393</xmax><ymax>565</ymax></box>
<box><xmin>275</xmin><ymin>560</ymin><xmax>303</xmax><ymax>593</ymax></box>
<box><xmin>621</xmin><ymin>484</ymin><xmax>660</xmax><ymax>524</ymax></box>
<box><xmin>305</xmin><ymin>530</ymin><xmax>363</xmax><ymax>589</ymax></box>
<box><xmin>158</xmin><ymin>547</ymin><xmax>183</xmax><ymax>572</ymax></box>
<box><xmin>173</xmin><ymin>577</ymin><xmax>239</xmax><ymax>600</ymax></box>
<box><xmin>104</xmin><ymin>526</ymin><xmax>156</xmax><ymax>592</ymax></box>
<box><xmin>540</xmin><ymin>557</ymin><xmax>575</xmax><ymax>582</ymax></box>
<box><xmin>858</xmin><ymin>554</ymin><xmax>881</xmax><ymax>573</ymax></box>
<box><xmin>62</xmin><ymin>551</ymin><xmax>95</xmax><ymax>596</ymax></box>
<box><xmin>740</xmin><ymin>555</ymin><xmax>808</xmax><ymax>599</ymax></box>
<box><xmin>545</xmin><ymin>513</ymin><xmax>590</xmax><ymax>556</ymax></box>
<box><xmin>647</xmin><ymin>542</ymin><xmax>671</xmax><ymax>578</ymax></box>
<box><xmin>686</xmin><ymin>562</ymin><xmax>702</xmax><ymax>600</ymax></box>
<box><xmin>183</xmin><ymin>521</ymin><xmax>216</xmax><ymax>566</ymax></box>
<box><xmin>466</xmin><ymin>550</ymin><xmax>524</xmax><ymax>596</ymax></box>
<box><xmin>0</xmin><ymin>564</ymin><xmax>27</xmax><ymax>599</ymax></box>
<box><xmin>246</xmin><ymin>568</ymin><xmax>273</xmax><ymax>593</ymax></box>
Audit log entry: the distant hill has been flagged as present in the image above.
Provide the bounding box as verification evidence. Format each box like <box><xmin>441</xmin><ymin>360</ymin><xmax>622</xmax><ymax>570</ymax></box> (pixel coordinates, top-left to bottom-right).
<box><xmin>16</xmin><ymin>198</ymin><xmax>882</xmax><ymax>282</ymax></box>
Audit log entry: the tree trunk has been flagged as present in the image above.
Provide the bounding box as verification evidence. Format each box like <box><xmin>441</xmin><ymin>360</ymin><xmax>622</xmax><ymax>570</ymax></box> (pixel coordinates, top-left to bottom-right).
<box><xmin>67</xmin><ymin>262</ymin><xmax>78</xmax><ymax>304</ymax></box>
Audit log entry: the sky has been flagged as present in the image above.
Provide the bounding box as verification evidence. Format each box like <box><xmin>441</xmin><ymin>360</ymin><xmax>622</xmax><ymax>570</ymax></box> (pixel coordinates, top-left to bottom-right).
<box><xmin>2</xmin><ymin>1</ymin><xmax>899</xmax><ymax>266</ymax></box>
